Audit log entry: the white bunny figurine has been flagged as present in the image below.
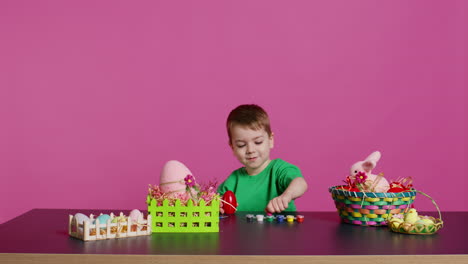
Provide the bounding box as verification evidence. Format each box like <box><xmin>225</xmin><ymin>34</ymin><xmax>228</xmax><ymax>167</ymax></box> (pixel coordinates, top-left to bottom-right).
<box><xmin>350</xmin><ymin>151</ymin><xmax>390</xmax><ymax>192</ymax></box>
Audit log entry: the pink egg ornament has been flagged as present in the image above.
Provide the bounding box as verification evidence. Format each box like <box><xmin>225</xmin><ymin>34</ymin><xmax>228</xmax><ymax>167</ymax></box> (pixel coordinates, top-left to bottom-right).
<box><xmin>159</xmin><ymin>160</ymin><xmax>193</xmax><ymax>197</ymax></box>
<box><xmin>129</xmin><ymin>209</ymin><xmax>143</xmax><ymax>223</ymax></box>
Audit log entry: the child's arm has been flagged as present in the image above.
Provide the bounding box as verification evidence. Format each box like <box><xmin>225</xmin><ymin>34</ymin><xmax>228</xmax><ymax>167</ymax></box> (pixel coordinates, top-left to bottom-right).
<box><xmin>266</xmin><ymin>177</ymin><xmax>308</xmax><ymax>213</ymax></box>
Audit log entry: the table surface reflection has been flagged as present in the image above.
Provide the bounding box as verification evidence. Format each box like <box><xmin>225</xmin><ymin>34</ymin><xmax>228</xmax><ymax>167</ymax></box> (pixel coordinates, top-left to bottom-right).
<box><xmin>0</xmin><ymin>209</ymin><xmax>467</xmax><ymax>255</ymax></box>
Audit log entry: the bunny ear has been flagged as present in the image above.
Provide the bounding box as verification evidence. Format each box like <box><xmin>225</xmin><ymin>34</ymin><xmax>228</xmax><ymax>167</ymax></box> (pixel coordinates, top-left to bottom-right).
<box><xmin>365</xmin><ymin>151</ymin><xmax>381</xmax><ymax>163</ymax></box>
<box><xmin>362</xmin><ymin>160</ymin><xmax>375</xmax><ymax>172</ymax></box>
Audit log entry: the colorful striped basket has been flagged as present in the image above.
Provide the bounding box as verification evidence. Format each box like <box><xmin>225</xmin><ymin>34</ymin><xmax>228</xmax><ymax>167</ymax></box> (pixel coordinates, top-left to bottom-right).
<box><xmin>329</xmin><ymin>185</ymin><xmax>417</xmax><ymax>226</ymax></box>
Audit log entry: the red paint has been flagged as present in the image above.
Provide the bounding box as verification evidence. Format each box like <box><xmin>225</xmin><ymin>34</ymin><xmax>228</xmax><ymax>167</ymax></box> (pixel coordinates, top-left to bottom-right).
<box><xmin>296</xmin><ymin>215</ymin><xmax>304</xmax><ymax>223</ymax></box>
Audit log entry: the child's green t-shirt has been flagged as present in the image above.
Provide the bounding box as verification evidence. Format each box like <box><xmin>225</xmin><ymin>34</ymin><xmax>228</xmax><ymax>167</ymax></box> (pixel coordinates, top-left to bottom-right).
<box><xmin>217</xmin><ymin>159</ymin><xmax>303</xmax><ymax>212</ymax></box>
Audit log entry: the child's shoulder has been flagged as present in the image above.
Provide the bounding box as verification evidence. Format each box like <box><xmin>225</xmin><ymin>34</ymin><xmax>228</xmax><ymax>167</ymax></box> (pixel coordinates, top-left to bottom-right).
<box><xmin>271</xmin><ymin>158</ymin><xmax>299</xmax><ymax>168</ymax></box>
<box><xmin>229</xmin><ymin>166</ymin><xmax>247</xmax><ymax>176</ymax></box>
<box><xmin>270</xmin><ymin>159</ymin><xmax>302</xmax><ymax>177</ymax></box>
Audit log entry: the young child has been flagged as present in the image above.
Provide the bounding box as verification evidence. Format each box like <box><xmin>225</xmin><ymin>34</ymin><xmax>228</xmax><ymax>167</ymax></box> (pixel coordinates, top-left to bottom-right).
<box><xmin>218</xmin><ymin>104</ymin><xmax>308</xmax><ymax>213</ymax></box>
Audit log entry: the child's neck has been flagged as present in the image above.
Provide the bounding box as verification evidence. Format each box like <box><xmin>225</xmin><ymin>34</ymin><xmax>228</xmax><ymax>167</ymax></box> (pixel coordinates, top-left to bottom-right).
<box><xmin>246</xmin><ymin>159</ymin><xmax>271</xmax><ymax>176</ymax></box>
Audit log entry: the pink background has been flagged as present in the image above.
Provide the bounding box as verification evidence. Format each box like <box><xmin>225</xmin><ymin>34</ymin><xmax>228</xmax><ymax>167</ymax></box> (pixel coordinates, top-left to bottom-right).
<box><xmin>1</xmin><ymin>0</ymin><xmax>467</xmax><ymax>224</ymax></box>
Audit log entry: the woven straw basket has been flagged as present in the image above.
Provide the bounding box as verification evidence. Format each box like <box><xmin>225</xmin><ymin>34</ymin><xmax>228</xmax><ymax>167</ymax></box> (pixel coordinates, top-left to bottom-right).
<box><xmin>388</xmin><ymin>190</ymin><xmax>443</xmax><ymax>235</ymax></box>
<box><xmin>329</xmin><ymin>186</ymin><xmax>417</xmax><ymax>226</ymax></box>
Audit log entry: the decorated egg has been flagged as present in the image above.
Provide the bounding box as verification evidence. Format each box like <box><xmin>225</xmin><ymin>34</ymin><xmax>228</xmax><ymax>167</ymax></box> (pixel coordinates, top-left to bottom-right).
<box><xmin>111</xmin><ymin>215</ymin><xmax>127</xmax><ymax>223</ymax></box>
<box><xmin>96</xmin><ymin>214</ymin><xmax>111</xmax><ymax>223</ymax></box>
<box><xmin>95</xmin><ymin>214</ymin><xmax>111</xmax><ymax>229</ymax></box>
<box><xmin>419</xmin><ymin>218</ymin><xmax>434</xmax><ymax>226</ymax></box>
<box><xmin>222</xmin><ymin>190</ymin><xmax>238</xmax><ymax>214</ymax></box>
<box><xmin>129</xmin><ymin>209</ymin><xmax>143</xmax><ymax>223</ymax></box>
<box><xmin>414</xmin><ymin>219</ymin><xmax>427</xmax><ymax>226</ymax></box>
<box><xmin>390</xmin><ymin>218</ymin><xmax>404</xmax><ymax>228</ymax></box>
<box><xmin>159</xmin><ymin>160</ymin><xmax>193</xmax><ymax>196</ymax></box>
<box><xmin>74</xmin><ymin>213</ymin><xmax>90</xmax><ymax>225</ymax></box>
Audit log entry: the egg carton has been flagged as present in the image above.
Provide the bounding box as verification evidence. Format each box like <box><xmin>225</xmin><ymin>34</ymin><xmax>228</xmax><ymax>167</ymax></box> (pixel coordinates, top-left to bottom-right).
<box><xmin>68</xmin><ymin>212</ymin><xmax>152</xmax><ymax>241</ymax></box>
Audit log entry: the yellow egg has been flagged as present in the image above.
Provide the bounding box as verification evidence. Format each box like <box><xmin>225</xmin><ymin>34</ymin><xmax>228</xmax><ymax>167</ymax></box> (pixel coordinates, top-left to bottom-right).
<box><xmin>420</xmin><ymin>218</ymin><xmax>434</xmax><ymax>225</ymax></box>
<box><xmin>390</xmin><ymin>218</ymin><xmax>403</xmax><ymax>228</ymax></box>
<box><xmin>111</xmin><ymin>216</ymin><xmax>126</xmax><ymax>223</ymax></box>
<box><xmin>414</xmin><ymin>220</ymin><xmax>426</xmax><ymax>225</ymax></box>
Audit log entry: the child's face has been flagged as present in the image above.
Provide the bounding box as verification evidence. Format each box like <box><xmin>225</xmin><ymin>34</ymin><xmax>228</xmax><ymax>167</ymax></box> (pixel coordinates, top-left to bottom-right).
<box><xmin>229</xmin><ymin>125</ymin><xmax>274</xmax><ymax>175</ymax></box>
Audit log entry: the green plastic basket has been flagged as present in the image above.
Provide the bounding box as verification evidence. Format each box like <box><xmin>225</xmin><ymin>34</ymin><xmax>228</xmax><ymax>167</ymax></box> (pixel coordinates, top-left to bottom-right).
<box><xmin>146</xmin><ymin>195</ymin><xmax>220</xmax><ymax>233</ymax></box>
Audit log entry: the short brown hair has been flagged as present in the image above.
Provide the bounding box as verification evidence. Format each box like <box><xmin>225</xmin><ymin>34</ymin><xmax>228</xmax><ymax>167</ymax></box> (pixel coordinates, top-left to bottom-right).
<box><xmin>226</xmin><ymin>104</ymin><xmax>272</xmax><ymax>143</ymax></box>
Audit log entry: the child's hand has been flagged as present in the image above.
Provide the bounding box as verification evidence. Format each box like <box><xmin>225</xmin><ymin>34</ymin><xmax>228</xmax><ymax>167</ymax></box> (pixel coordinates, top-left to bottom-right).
<box><xmin>266</xmin><ymin>193</ymin><xmax>292</xmax><ymax>213</ymax></box>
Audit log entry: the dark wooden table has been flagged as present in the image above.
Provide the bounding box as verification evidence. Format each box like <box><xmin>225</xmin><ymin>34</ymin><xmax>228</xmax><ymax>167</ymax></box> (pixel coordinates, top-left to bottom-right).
<box><xmin>1</xmin><ymin>209</ymin><xmax>467</xmax><ymax>264</ymax></box>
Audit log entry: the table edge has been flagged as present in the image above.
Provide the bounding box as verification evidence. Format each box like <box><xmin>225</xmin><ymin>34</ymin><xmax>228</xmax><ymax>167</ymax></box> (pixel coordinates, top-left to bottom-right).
<box><xmin>1</xmin><ymin>253</ymin><xmax>468</xmax><ymax>264</ymax></box>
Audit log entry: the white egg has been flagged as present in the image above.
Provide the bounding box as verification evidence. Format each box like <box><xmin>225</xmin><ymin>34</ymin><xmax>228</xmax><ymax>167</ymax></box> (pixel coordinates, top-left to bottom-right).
<box><xmin>74</xmin><ymin>213</ymin><xmax>90</xmax><ymax>225</ymax></box>
<box><xmin>73</xmin><ymin>213</ymin><xmax>90</xmax><ymax>232</ymax></box>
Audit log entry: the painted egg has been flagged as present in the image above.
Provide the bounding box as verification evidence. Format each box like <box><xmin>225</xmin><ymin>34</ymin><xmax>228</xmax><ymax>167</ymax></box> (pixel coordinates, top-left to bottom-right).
<box><xmin>129</xmin><ymin>209</ymin><xmax>143</xmax><ymax>223</ymax></box>
<box><xmin>415</xmin><ymin>219</ymin><xmax>426</xmax><ymax>225</ymax></box>
<box><xmin>222</xmin><ymin>190</ymin><xmax>238</xmax><ymax>214</ymax></box>
<box><xmin>159</xmin><ymin>160</ymin><xmax>193</xmax><ymax>196</ymax></box>
<box><xmin>74</xmin><ymin>213</ymin><xmax>90</xmax><ymax>225</ymax></box>
<box><xmin>111</xmin><ymin>215</ymin><xmax>127</xmax><ymax>223</ymax></box>
<box><xmin>419</xmin><ymin>218</ymin><xmax>434</xmax><ymax>225</ymax></box>
<box><xmin>390</xmin><ymin>218</ymin><xmax>404</xmax><ymax>228</ymax></box>
<box><xmin>95</xmin><ymin>214</ymin><xmax>111</xmax><ymax>229</ymax></box>
<box><xmin>95</xmin><ymin>214</ymin><xmax>111</xmax><ymax>224</ymax></box>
